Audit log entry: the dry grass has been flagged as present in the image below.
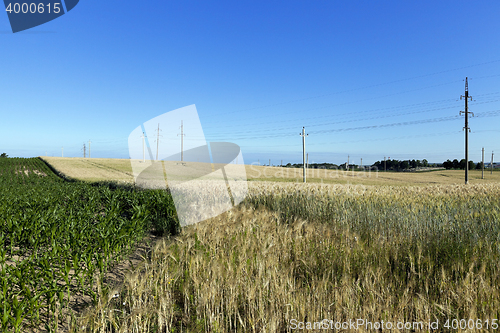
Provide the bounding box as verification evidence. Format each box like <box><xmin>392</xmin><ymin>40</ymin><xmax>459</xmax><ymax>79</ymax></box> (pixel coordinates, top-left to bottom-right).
<box><xmin>72</xmin><ymin>182</ymin><xmax>500</xmax><ymax>332</ymax></box>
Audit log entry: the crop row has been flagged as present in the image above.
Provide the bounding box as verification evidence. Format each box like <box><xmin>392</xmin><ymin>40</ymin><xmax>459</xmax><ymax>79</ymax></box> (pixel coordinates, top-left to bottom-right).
<box><xmin>0</xmin><ymin>158</ymin><xmax>179</xmax><ymax>332</ymax></box>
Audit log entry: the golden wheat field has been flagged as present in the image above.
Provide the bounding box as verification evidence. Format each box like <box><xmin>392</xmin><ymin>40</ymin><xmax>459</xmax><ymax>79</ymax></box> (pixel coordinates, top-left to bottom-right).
<box><xmin>37</xmin><ymin>158</ymin><xmax>500</xmax><ymax>332</ymax></box>
<box><xmin>68</xmin><ymin>181</ymin><xmax>500</xmax><ymax>332</ymax></box>
<box><xmin>40</xmin><ymin>156</ymin><xmax>500</xmax><ymax>186</ymax></box>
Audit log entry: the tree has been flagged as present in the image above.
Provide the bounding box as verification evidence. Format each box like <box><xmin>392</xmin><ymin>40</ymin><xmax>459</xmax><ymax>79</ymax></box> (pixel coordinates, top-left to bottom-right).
<box><xmin>422</xmin><ymin>159</ymin><xmax>429</xmax><ymax>167</ymax></box>
<box><xmin>443</xmin><ymin>159</ymin><xmax>453</xmax><ymax>169</ymax></box>
<box><xmin>476</xmin><ymin>161</ymin><xmax>484</xmax><ymax>170</ymax></box>
<box><xmin>452</xmin><ymin>159</ymin><xmax>460</xmax><ymax>169</ymax></box>
<box><xmin>0</xmin><ymin>153</ymin><xmax>7</xmax><ymax>158</ymax></box>
<box><xmin>468</xmin><ymin>160</ymin><xmax>476</xmax><ymax>170</ymax></box>
<box><xmin>459</xmin><ymin>159</ymin><xmax>466</xmax><ymax>170</ymax></box>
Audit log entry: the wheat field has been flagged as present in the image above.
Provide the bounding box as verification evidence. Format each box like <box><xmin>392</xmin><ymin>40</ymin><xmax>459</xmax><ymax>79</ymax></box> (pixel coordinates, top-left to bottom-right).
<box><xmin>40</xmin><ymin>157</ymin><xmax>500</xmax><ymax>186</ymax></box>
<box><xmin>71</xmin><ymin>182</ymin><xmax>500</xmax><ymax>332</ymax></box>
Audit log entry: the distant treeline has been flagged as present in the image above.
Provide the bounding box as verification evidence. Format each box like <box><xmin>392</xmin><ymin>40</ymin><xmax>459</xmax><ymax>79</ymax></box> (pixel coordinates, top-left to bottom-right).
<box><xmin>279</xmin><ymin>158</ymin><xmax>489</xmax><ymax>172</ymax></box>
<box><xmin>282</xmin><ymin>162</ymin><xmax>377</xmax><ymax>170</ymax></box>
<box><xmin>372</xmin><ymin>159</ymin><xmax>430</xmax><ymax>171</ymax></box>
<box><xmin>441</xmin><ymin>159</ymin><xmax>486</xmax><ymax>170</ymax></box>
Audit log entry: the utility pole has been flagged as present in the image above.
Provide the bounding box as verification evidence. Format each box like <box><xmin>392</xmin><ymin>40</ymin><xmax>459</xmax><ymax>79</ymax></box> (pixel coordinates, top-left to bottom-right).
<box><xmin>88</xmin><ymin>140</ymin><xmax>91</xmax><ymax>158</ymax></box>
<box><xmin>460</xmin><ymin>77</ymin><xmax>473</xmax><ymax>184</ymax></box>
<box><xmin>155</xmin><ymin>123</ymin><xmax>162</xmax><ymax>161</ymax></box>
<box><xmin>384</xmin><ymin>156</ymin><xmax>386</xmax><ymax>172</ymax></box>
<box><xmin>178</xmin><ymin>120</ymin><xmax>185</xmax><ymax>162</ymax></box>
<box><xmin>361</xmin><ymin>158</ymin><xmax>363</xmax><ymax>169</ymax></box>
<box><xmin>492</xmin><ymin>152</ymin><xmax>495</xmax><ymax>175</ymax></box>
<box><xmin>269</xmin><ymin>159</ymin><xmax>271</xmax><ymax>166</ymax></box>
<box><xmin>82</xmin><ymin>144</ymin><xmax>86</xmax><ymax>158</ymax></box>
<box><xmin>299</xmin><ymin>127</ymin><xmax>308</xmax><ymax>183</ymax></box>
<box><xmin>281</xmin><ymin>159</ymin><xmax>283</xmax><ymax>167</ymax></box>
<box><xmin>141</xmin><ymin>132</ymin><xmax>146</xmax><ymax>163</ymax></box>
<box><xmin>482</xmin><ymin>147</ymin><xmax>484</xmax><ymax>179</ymax></box>
<box><xmin>347</xmin><ymin>155</ymin><xmax>350</xmax><ymax>171</ymax></box>
<box><xmin>306</xmin><ymin>153</ymin><xmax>309</xmax><ymax>169</ymax></box>
<box><xmin>61</xmin><ymin>147</ymin><xmax>64</xmax><ymax>158</ymax></box>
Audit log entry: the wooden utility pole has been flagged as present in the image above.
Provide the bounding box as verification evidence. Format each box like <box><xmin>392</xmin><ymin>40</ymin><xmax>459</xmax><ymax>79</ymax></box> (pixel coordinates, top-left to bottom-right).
<box><xmin>155</xmin><ymin>123</ymin><xmax>162</xmax><ymax>161</ymax></box>
<box><xmin>88</xmin><ymin>140</ymin><xmax>91</xmax><ymax>158</ymax></box>
<box><xmin>482</xmin><ymin>147</ymin><xmax>484</xmax><ymax>179</ymax></box>
<box><xmin>178</xmin><ymin>121</ymin><xmax>185</xmax><ymax>162</ymax></box>
<box><xmin>460</xmin><ymin>77</ymin><xmax>473</xmax><ymax>184</ymax></box>
<box><xmin>492</xmin><ymin>152</ymin><xmax>495</xmax><ymax>175</ymax></box>
<box><xmin>299</xmin><ymin>127</ymin><xmax>308</xmax><ymax>183</ymax></box>
<box><xmin>141</xmin><ymin>132</ymin><xmax>146</xmax><ymax>163</ymax></box>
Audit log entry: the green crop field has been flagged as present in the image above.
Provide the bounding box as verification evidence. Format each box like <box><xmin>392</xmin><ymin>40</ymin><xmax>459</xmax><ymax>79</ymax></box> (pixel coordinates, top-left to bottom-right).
<box><xmin>0</xmin><ymin>157</ymin><xmax>178</xmax><ymax>332</ymax></box>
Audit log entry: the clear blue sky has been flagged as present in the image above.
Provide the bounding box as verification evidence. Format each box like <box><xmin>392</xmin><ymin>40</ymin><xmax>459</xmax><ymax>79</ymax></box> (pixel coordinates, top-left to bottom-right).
<box><xmin>1</xmin><ymin>0</ymin><xmax>500</xmax><ymax>165</ymax></box>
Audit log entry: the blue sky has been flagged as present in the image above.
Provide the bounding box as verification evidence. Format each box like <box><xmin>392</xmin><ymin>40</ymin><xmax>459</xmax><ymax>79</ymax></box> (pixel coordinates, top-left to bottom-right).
<box><xmin>1</xmin><ymin>0</ymin><xmax>500</xmax><ymax>165</ymax></box>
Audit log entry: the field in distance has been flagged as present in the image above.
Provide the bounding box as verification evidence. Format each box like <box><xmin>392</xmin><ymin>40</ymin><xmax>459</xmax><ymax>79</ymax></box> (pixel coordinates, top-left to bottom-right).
<box><xmin>41</xmin><ymin>156</ymin><xmax>500</xmax><ymax>186</ymax></box>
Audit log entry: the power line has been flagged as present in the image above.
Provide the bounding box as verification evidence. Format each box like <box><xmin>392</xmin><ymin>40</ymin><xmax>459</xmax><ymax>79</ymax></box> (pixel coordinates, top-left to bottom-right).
<box><xmin>240</xmin><ymin>130</ymin><xmax>463</xmax><ymax>149</ymax></box>
<box><xmin>205</xmin><ymin>96</ymin><xmax>500</xmax><ymax>140</ymax></box>
<box><xmin>209</xmin><ymin>60</ymin><xmax>500</xmax><ymax>118</ymax></box>
<box><xmin>207</xmin><ymin>79</ymin><xmax>464</xmax><ymax>127</ymax></box>
<box><xmin>212</xmin><ymin>109</ymin><xmax>500</xmax><ymax>141</ymax></box>
<box><xmin>205</xmin><ymin>90</ymin><xmax>500</xmax><ymax>132</ymax></box>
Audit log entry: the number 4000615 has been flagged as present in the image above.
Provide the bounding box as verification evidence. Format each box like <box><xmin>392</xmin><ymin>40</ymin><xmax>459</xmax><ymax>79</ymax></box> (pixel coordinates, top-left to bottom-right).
<box><xmin>5</xmin><ymin>2</ymin><xmax>62</xmax><ymax>14</ymax></box>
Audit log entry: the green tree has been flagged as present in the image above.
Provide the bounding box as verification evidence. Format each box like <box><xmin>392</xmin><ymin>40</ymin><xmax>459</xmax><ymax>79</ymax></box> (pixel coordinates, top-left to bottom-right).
<box><xmin>443</xmin><ymin>159</ymin><xmax>452</xmax><ymax>169</ymax></box>
<box><xmin>422</xmin><ymin>159</ymin><xmax>429</xmax><ymax>167</ymax></box>
<box><xmin>0</xmin><ymin>153</ymin><xmax>8</xmax><ymax>158</ymax></box>
<box><xmin>468</xmin><ymin>160</ymin><xmax>476</xmax><ymax>170</ymax></box>
<box><xmin>476</xmin><ymin>161</ymin><xmax>484</xmax><ymax>170</ymax></box>
<box><xmin>459</xmin><ymin>159</ymin><xmax>466</xmax><ymax>170</ymax></box>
